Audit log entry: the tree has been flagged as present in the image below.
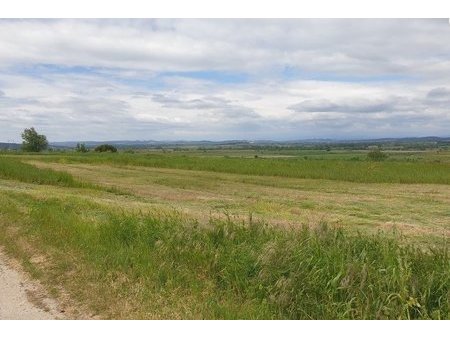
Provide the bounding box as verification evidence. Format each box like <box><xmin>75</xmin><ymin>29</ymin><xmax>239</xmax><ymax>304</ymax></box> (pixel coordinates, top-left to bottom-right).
<box><xmin>94</xmin><ymin>144</ymin><xmax>117</xmax><ymax>153</ymax></box>
<box><xmin>21</xmin><ymin>127</ymin><xmax>48</xmax><ymax>152</ymax></box>
<box><xmin>76</xmin><ymin>143</ymin><xmax>89</xmax><ymax>153</ymax></box>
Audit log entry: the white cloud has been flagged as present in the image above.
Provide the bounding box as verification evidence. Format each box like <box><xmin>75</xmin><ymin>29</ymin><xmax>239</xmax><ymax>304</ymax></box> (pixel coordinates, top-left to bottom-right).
<box><xmin>0</xmin><ymin>19</ymin><xmax>449</xmax><ymax>76</ymax></box>
<box><xmin>1</xmin><ymin>19</ymin><xmax>450</xmax><ymax>141</ymax></box>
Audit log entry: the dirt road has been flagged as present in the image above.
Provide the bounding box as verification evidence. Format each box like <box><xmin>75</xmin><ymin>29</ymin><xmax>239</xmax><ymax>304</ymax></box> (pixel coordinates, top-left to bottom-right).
<box><xmin>0</xmin><ymin>250</ymin><xmax>63</xmax><ymax>320</ymax></box>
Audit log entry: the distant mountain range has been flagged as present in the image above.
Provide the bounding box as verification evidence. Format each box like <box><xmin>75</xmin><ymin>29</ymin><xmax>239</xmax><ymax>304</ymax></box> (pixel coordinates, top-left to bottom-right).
<box><xmin>1</xmin><ymin>137</ymin><xmax>449</xmax><ymax>150</ymax></box>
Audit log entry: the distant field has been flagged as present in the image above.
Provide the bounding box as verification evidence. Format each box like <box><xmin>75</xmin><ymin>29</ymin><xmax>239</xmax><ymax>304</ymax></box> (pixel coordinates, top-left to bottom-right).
<box><xmin>7</xmin><ymin>149</ymin><xmax>450</xmax><ymax>184</ymax></box>
<box><xmin>0</xmin><ymin>150</ymin><xmax>449</xmax><ymax>319</ymax></box>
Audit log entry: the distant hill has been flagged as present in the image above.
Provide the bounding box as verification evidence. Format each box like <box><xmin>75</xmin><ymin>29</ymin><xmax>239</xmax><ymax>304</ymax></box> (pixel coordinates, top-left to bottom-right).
<box><xmin>2</xmin><ymin>137</ymin><xmax>449</xmax><ymax>151</ymax></box>
<box><xmin>50</xmin><ymin>139</ymin><xmax>256</xmax><ymax>149</ymax></box>
<box><xmin>0</xmin><ymin>142</ymin><xmax>21</xmax><ymax>150</ymax></box>
<box><xmin>48</xmin><ymin>137</ymin><xmax>450</xmax><ymax>150</ymax></box>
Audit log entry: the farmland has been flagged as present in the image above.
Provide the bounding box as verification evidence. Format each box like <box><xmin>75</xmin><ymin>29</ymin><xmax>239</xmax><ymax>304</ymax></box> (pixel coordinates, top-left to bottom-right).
<box><xmin>0</xmin><ymin>148</ymin><xmax>449</xmax><ymax>319</ymax></box>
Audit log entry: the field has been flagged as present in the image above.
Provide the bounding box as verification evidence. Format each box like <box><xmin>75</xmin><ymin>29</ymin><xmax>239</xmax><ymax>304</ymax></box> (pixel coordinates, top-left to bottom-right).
<box><xmin>0</xmin><ymin>148</ymin><xmax>449</xmax><ymax>319</ymax></box>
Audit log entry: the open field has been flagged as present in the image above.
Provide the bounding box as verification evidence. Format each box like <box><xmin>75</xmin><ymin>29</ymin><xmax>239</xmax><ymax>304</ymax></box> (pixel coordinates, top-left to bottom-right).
<box><xmin>24</xmin><ymin>160</ymin><xmax>450</xmax><ymax>242</ymax></box>
<box><xmin>0</xmin><ymin>150</ymin><xmax>449</xmax><ymax>319</ymax></box>
<box><xmin>3</xmin><ymin>149</ymin><xmax>450</xmax><ymax>184</ymax></box>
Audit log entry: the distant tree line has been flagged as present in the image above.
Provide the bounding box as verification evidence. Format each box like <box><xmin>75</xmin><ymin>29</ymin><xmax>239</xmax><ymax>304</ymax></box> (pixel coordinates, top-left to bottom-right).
<box><xmin>75</xmin><ymin>143</ymin><xmax>118</xmax><ymax>153</ymax></box>
<box><xmin>18</xmin><ymin>127</ymin><xmax>120</xmax><ymax>154</ymax></box>
<box><xmin>16</xmin><ymin>127</ymin><xmax>450</xmax><ymax>153</ymax></box>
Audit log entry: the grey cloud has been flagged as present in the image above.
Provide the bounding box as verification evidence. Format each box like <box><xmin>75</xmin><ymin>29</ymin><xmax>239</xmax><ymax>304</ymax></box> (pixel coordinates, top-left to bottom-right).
<box><xmin>131</xmin><ymin>91</ymin><xmax>150</xmax><ymax>98</ymax></box>
<box><xmin>2</xmin><ymin>19</ymin><xmax>450</xmax><ymax>141</ymax></box>
<box><xmin>283</xmin><ymin>109</ymin><xmax>445</xmax><ymax>139</ymax></box>
<box><xmin>0</xmin><ymin>94</ymin><xmax>41</xmax><ymax>107</ymax></box>
<box><xmin>151</xmin><ymin>94</ymin><xmax>186</xmax><ymax>106</ymax></box>
<box><xmin>427</xmin><ymin>87</ymin><xmax>450</xmax><ymax>100</ymax></box>
<box><xmin>65</xmin><ymin>96</ymin><xmax>131</xmax><ymax>116</ymax></box>
<box><xmin>200</xmin><ymin>107</ymin><xmax>259</xmax><ymax>120</ymax></box>
<box><xmin>425</xmin><ymin>87</ymin><xmax>450</xmax><ymax>109</ymax></box>
<box><xmin>1</xmin><ymin>19</ymin><xmax>450</xmax><ymax>79</ymax></box>
<box><xmin>152</xmin><ymin>94</ymin><xmax>231</xmax><ymax>110</ymax></box>
<box><xmin>152</xmin><ymin>93</ymin><xmax>260</xmax><ymax>120</ymax></box>
<box><xmin>288</xmin><ymin>98</ymin><xmax>398</xmax><ymax>114</ymax></box>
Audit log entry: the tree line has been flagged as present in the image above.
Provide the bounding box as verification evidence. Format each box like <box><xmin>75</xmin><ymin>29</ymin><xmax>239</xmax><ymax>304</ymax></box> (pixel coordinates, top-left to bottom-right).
<box><xmin>20</xmin><ymin>127</ymin><xmax>117</xmax><ymax>153</ymax></box>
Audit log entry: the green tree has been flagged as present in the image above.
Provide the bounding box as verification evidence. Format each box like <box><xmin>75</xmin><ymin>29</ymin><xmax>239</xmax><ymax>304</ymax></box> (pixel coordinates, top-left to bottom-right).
<box><xmin>21</xmin><ymin>127</ymin><xmax>48</xmax><ymax>152</ymax></box>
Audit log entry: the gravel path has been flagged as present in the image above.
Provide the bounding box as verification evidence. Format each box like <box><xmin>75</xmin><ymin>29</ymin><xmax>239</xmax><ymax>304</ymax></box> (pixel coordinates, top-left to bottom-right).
<box><xmin>0</xmin><ymin>250</ymin><xmax>63</xmax><ymax>320</ymax></box>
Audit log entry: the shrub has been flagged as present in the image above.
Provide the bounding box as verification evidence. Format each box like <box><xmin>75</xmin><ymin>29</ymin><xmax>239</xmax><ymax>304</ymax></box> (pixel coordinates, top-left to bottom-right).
<box><xmin>94</xmin><ymin>144</ymin><xmax>117</xmax><ymax>153</ymax></box>
<box><xmin>367</xmin><ymin>148</ymin><xmax>388</xmax><ymax>161</ymax></box>
<box><xmin>75</xmin><ymin>143</ymin><xmax>89</xmax><ymax>153</ymax></box>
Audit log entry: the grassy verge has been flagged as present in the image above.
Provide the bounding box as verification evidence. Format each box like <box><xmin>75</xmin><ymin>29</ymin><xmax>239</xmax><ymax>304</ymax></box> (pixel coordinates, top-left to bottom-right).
<box><xmin>15</xmin><ymin>153</ymin><xmax>450</xmax><ymax>184</ymax></box>
<box><xmin>0</xmin><ymin>190</ymin><xmax>448</xmax><ymax>319</ymax></box>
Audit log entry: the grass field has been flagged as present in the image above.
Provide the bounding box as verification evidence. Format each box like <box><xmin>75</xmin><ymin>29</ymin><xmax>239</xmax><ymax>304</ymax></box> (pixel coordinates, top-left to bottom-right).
<box><xmin>11</xmin><ymin>151</ymin><xmax>450</xmax><ymax>184</ymax></box>
<box><xmin>0</xmin><ymin>149</ymin><xmax>449</xmax><ymax>319</ymax></box>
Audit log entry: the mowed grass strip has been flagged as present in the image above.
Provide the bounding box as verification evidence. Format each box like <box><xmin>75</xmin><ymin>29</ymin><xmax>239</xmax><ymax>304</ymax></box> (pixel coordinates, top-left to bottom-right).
<box><xmin>22</xmin><ymin>153</ymin><xmax>450</xmax><ymax>184</ymax></box>
<box><xmin>0</xmin><ymin>191</ymin><xmax>448</xmax><ymax>319</ymax></box>
<box><xmin>26</xmin><ymin>161</ymin><xmax>450</xmax><ymax>239</ymax></box>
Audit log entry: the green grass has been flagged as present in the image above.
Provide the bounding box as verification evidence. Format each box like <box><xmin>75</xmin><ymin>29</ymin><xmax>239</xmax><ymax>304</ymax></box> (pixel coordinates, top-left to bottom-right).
<box><xmin>0</xmin><ymin>156</ymin><xmax>83</xmax><ymax>187</ymax></box>
<box><xmin>1</xmin><ymin>152</ymin><xmax>449</xmax><ymax>319</ymax></box>
<box><xmin>16</xmin><ymin>152</ymin><xmax>450</xmax><ymax>184</ymax></box>
<box><xmin>0</xmin><ymin>156</ymin><xmax>128</xmax><ymax>196</ymax></box>
<box><xmin>0</xmin><ymin>191</ymin><xmax>448</xmax><ymax>319</ymax></box>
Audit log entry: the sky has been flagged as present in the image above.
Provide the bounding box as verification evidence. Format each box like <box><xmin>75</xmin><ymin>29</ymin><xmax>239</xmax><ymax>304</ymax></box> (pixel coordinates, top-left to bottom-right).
<box><xmin>0</xmin><ymin>19</ymin><xmax>450</xmax><ymax>142</ymax></box>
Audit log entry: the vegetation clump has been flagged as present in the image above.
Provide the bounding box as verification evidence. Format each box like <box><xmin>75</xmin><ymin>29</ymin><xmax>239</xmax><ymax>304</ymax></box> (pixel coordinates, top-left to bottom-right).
<box><xmin>94</xmin><ymin>144</ymin><xmax>117</xmax><ymax>153</ymax></box>
<box><xmin>367</xmin><ymin>148</ymin><xmax>388</xmax><ymax>161</ymax></box>
<box><xmin>75</xmin><ymin>143</ymin><xmax>89</xmax><ymax>153</ymax></box>
<box><xmin>21</xmin><ymin>127</ymin><xmax>48</xmax><ymax>152</ymax></box>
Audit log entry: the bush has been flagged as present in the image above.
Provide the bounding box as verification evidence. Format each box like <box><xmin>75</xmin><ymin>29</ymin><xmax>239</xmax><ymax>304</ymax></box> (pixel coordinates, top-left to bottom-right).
<box><xmin>75</xmin><ymin>143</ymin><xmax>89</xmax><ymax>153</ymax></box>
<box><xmin>94</xmin><ymin>144</ymin><xmax>117</xmax><ymax>153</ymax></box>
<box><xmin>367</xmin><ymin>148</ymin><xmax>388</xmax><ymax>161</ymax></box>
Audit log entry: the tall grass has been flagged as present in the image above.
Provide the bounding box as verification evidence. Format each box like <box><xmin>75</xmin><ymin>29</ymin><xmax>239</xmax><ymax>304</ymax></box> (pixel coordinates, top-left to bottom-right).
<box><xmin>27</xmin><ymin>153</ymin><xmax>450</xmax><ymax>184</ymax></box>
<box><xmin>0</xmin><ymin>156</ymin><xmax>82</xmax><ymax>187</ymax></box>
<box><xmin>0</xmin><ymin>157</ymin><xmax>128</xmax><ymax>195</ymax></box>
<box><xmin>1</xmin><ymin>192</ymin><xmax>448</xmax><ymax>319</ymax></box>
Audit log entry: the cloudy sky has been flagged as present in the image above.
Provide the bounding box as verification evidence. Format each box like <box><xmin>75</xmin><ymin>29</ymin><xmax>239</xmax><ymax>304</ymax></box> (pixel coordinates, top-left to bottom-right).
<box><xmin>1</xmin><ymin>19</ymin><xmax>450</xmax><ymax>142</ymax></box>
